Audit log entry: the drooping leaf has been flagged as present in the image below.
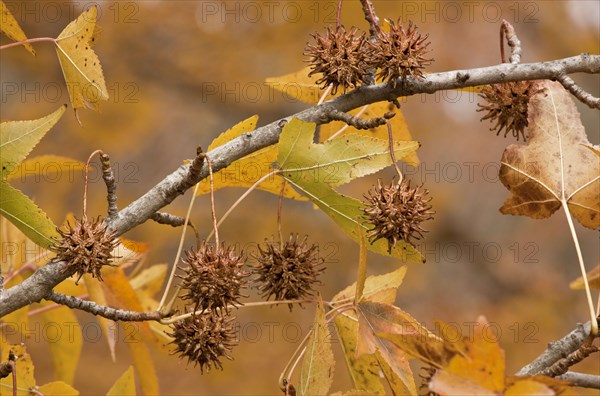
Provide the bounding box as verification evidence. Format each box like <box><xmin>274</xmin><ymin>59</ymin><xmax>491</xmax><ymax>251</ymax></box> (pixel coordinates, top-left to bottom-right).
<box><xmin>130</xmin><ymin>264</ymin><xmax>168</xmax><ymax>296</ymax></box>
<box><xmin>277</xmin><ymin>118</ymin><xmax>423</xmax><ymax>262</ymax></box>
<box><xmin>356</xmin><ymin>302</ymin><xmax>421</xmax><ymax>395</ymax></box>
<box><xmin>6</xmin><ymin>155</ymin><xmax>85</xmax><ymax>182</ymax></box>
<box><xmin>125</xmin><ymin>337</ymin><xmax>159</xmax><ymax>395</ymax></box>
<box><xmin>299</xmin><ymin>298</ymin><xmax>335</xmax><ymax>396</ymax></box>
<box><xmin>570</xmin><ymin>264</ymin><xmax>600</xmax><ymax>290</ymax></box>
<box><xmin>332</xmin><ymin>312</ymin><xmax>386</xmax><ymax>395</ymax></box>
<box><xmin>0</xmin><ymin>0</ymin><xmax>35</xmax><ymax>55</ymax></box>
<box><xmin>84</xmin><ymin>275</ymin><xmax>117</xmax><ymax>362</ymax></box>
<box><xmin>55</xmin><ymin>6</ymin><xmax>108</xmax><ymax>114</ymax></box>
<box><xmin>499</xmin><ymin>80</ymin><xmax>600</xmax><ymax>229</ymax></box>
<box><xmin>195</xmin><ymin>115</ymin><xmax>304</xmax><ymax>200</ymax></box>
<box><xmin>0</xmin><ymin>106</ymin><xmax>66</xmax><ymax>180</ymax></box>
<box><xmin>429</xmin><ymin>316</ymin><xmax>505</xmax><ymax>395</ymax></box>
<box><xmin>106</xmin><ymin>366</ymin><xmax>136</xmax><ymax>396</ymax></box>
<box><xmin>354</xmin><ymin>227</ymin><xmax>367</xmax><ymax>305</ymax></box>
<box><xmin>0</xmin><ymin>182</ymin><xmax>59</xmax><ymax>249</ymax></box>
<box><xmin>266</xmin><ymin>66</ymin><xmax>337</xmax><ymax>104</ymax></box>
<box><xmin>38</xmin><ymin>305</ymin><xmax>82</xmax><ymax>385</ymax></box>
<box><xmin>38</xmin><ymin>381</ymin><xmax>79</xmax><ymax>395</ymax></box>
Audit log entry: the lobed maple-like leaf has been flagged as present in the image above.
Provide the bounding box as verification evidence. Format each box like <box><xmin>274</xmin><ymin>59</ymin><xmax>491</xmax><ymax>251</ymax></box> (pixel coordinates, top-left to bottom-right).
<box><xmin>277</xmin><ymin>118</ymin><xmax>423</xmax><ymax>261</ymax></box>
<box><xmin>0</xmin><ymin>0</ymin><xmax>35</xmax><ymax>55</ymax></box>
<box><xmin>55</xmin><ymin>6</ymin><xmax>108</xmax><ymax>117</ymax></box>
<box><xmin>499</xmin><ymin>80</ymin><xmax>599</xmax><ymax>229</ymax></box>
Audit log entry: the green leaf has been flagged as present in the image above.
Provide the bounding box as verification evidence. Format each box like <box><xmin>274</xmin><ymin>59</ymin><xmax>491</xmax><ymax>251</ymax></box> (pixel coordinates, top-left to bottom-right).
<box><xmin>299</xmin><ymin>299</ymin><xmax>335</xmax><ymax>396</ymax></box>
<box><xmin>277</xmin><ymin>118</ymin><xmax>423</xmax><ymax>262</ymax></box>
<box><xmin>0</xmin><ymin>105</ymin><xmax>66</xmax><ymax>180</ymax></box>
<box><xmin>107</xmin><ymin>366</ymin><xmax>136</xmax><ymax>396</ymax></box>
<box><xmin>55</xmin><ymin>6</ymin><xmax>108</xmax><ymax>115</ymax></box>
<box><xmin>0</xmin><ymin>0</ymin><xmax>35</xmax><ymax>55</ymax></box>
<box><xmin>0</xmin><ymin>182</ymin><xmax>59</xmax><ymax>249</ymax></box>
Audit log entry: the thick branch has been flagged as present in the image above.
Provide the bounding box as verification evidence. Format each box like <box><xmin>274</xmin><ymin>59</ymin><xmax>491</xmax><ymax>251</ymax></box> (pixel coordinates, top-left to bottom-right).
<box><xmin>1</xmin><ymin>54</ymin><xmax>599</xmax><ymax>318</ymax></box>
<box><xmin>516</xmin><ymin>321</ymin><xmax>594</xmax><ymax>376</ymax></box>
<box><xmin>556</xmin><ymin>372</ymin><xmax>600</xmax><ymax>389</ymax></box>
<box><xmin>45</xmin><ymin>291</ymin><xmax>166</xmax><ymax>321</ymax></box>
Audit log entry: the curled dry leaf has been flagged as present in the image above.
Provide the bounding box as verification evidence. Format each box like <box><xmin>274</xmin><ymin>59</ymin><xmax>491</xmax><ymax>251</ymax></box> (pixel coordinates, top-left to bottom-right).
<box><xmin>499</xmin><ymin>80</ymin><xmax>599</xmax><ymax>229</ymax></box>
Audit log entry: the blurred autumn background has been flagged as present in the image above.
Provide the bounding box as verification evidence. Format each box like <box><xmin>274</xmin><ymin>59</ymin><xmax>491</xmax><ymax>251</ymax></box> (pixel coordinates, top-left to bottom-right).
<box><xmin>1</xmin><ymin>0</ymin><xmax>599</xmax><ymax>394</ymax></box>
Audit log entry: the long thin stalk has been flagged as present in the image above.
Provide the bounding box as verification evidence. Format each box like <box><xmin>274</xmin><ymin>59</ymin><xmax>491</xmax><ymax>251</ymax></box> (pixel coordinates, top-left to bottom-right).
<box><xmin>0</xmin><ymin>37</ymin><xmax>55</xmax><ymax>51</ymax></box>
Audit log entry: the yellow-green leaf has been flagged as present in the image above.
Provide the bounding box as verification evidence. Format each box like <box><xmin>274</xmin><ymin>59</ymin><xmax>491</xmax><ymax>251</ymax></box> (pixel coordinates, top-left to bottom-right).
<box><xmin>277</xmin><ymin>118</ymin><xmax>422</xmax><ymax>262</ymax></box>
<box><xmin>196</xmin><ymin>115</ymin><xmax>304</xmax><ymax>200</ymax></box>
<box><xmin>0</xmin><ymin>182</ymin><xmax>59</xmax><ymax>249</ymax></box>
<box><xmin>38</xmin><ymin>305</ymin><xmax>82</xmax><ymax>385</ymax></box>
<box><xmin>333</xmin><ymin>266</ymin><xmax>408</xmax><ymax>305</ymax></box>
<box><xmin>55</xmin><ymin>6</ymin><xmax>108</xmax><ymax>113</ymax></box>
<box><xmin>5</xmin><ymin>155</ymin><xmax>85</xmax><ymax>182</ymax></box>
<box><xmin>84</xmin><ymin>275</ymin><xmax>117</xmax><ymax>362</ymax></box>
<box><xmin>266</xmin><ymin>66</ymin><xmax>336</xmax><ymax>104</ymax></box>
<box><xmin>0</xmin><ymin>106</ymin><xmax>66</xmax><ymax>179</ymax></box>
<box><xmin>38</xmin><ymin>381</ymin><xmax>79</xmax><ymax>396</ymax></box>
<box><xmin>332</xmin><ymin>313</ymin><xmax>385</xmax><ymax>395</ymax></box>
<box><xmin>0</xmin><ymin>1</ymin><xmax>35</xmax><ymax>55</ymax></box>
<box><xmin>299</xmin><ymin>298</ymin><xmax>335</xmax><ymax>396</ymax></box>
<box><xmin>106</xmin><ymin>366</ymin><xmax>136</xmax><ymax>396</ymax></box>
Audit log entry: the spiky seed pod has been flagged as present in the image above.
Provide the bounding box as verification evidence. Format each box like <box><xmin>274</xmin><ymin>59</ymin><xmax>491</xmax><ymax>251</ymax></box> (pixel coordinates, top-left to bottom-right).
<box><xmin>304</xmin><ymin>25</ymin><xmax>370</xmax><ymax>94</ymax></box>
<box><xmin>477</xmin><ymin>81</ymin><xmax>540</xmax><ymax>141</ymax></box>
<box><xmin>253</xmin><ymin>234</ymin><xmax>325</xmax><ymax>309</ymax></box>
<box><xmin>367</xmin><ymin>19</ymin><xmax>433</xmax><ymax>86</ymax></box>
<box><xmin>179</xmin><ymin>242</ymin><xmax>248</xmax><ymax>313</ymax></box>
<box><xmin>363</xmin><ymin>179</ymin><xmax>434</xmax><ymax>253</ymax></box>
<box><xmin>168</xmin><ymin>313</ymin><xmax>237</xmax><ymax>373</ymax></box>
<box><xmin>52</xmin><ymin>216</ymin><xmax>119</xmax><ymax>283</ymax></box>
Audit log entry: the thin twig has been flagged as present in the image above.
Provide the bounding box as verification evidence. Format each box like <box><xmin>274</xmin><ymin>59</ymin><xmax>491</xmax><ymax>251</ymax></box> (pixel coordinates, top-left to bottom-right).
<box><xmin>539</xmin><ymin>341</ymin><xmax>598</xmax><ymax>377</ymax></box>
<box><xmin>557</xmin><ymin>75</ymin><xmax>600</xmax><ymax>109</ymax></box>
<box><xmin>150</xmin><ymin>211</ymin><xmax>200</xmax><ymax>247</ymax></box>
<box><xmin>359</xmin><ymin>0</ymin><xmax>382</xmax><ymax>36</ymax></box>
<box><xmin>205</xmin><ymin>155</ymin><xmax>219</xmax><ymax>247</ymax></box>
<box><xmin>336</xmin><ymin>0</ymin><xmax>343</xmax><ymax>28</ymax></box>
<box><xmin>100</xmin><ymin>153</ymin><xmax>118</xmax><ymax>217</ymax></box>
<box><xmin>328</xmin><ymin>107</ymin><xmax>394</xmax><ymax>129</ymax></box>
<box><xmin>46</xmin><ymin>291</ymin><xmax>167</xmax><ymax>321</ymax></box>
<box><xmin>500</xmin><ymin>20</ymin><xmax>522</xmax><ymax>64</ymax></box>
<box><xmin>326</xmin><ymin>105</ymin><xmax>369</xmax><ymax>141</ymax></box>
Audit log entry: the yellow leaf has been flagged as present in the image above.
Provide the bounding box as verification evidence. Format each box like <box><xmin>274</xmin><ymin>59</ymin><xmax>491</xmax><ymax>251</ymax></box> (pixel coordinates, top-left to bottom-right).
<box><xmin>0</xmin><ymin>1</ymin><xmax>34</xmax><ymax>55</ymax></box>
<box><xmin>504</xmin><ymin>379</ymin><xmax>554</xmax><ymax>396</ymax></box>
<box><xmin>333</xmin><ymin>266</ymin><xmax>407</xmax><ymax>305</ymax></box>
<box><xmin>84</xmin><ymin>275</ymin><xmax>117</xmax><ymax>361</ymax></box>
<box><xmin>130</xmin><ymin>264</ymin><xmax>168</xmax><ymax>296</ymax></box>
<box><xmin>38</xmin><ymin>381</ymin><xmax>79</xmax><ymax>396</ymax></box>
<box><xmin>266</xmin><ymin>66</ymin><xmax>336</xmax><ymax>104</ymax></box>
<box><xmin>106</xmin><ymin>366</ymin><xmax>136</xmax><ymax>396</ymax></box>
<box><xmin>299</xmin><ymin>298</ymin><xmax>335</xmax><ymax>396</ymax></box>
<box><xmin>38</xmin><ymin>305</ymin><xmax>82</xmax><ymax>385</ymax></box>
<box><xmin>55</xmin><ymin>6</ymin><xmax>108</xmax><ymax>113</ymax></box>
<box><xmin>196</xmin><ymin>115</ymin><xmax>305</xmax><ymax>200</ymax></box>
<box><xmin>126</xmin><ymin>338</ymin><xmax>159</xmax><ymax>395</ymax></box>
<box><xmin>6</xmin><ymin>155</ymin><xmax>85</xmax><ymax>182</ymax></box>
<box><xmin>570</xmin><ymin>264</ymin><xmax>600</xmax><ymax>290</ymax></box>
<box><xmin>0</xmin><ymin>344</ymin><xmax>36</xmax><ymax>395</ymax></box>
<box><xmin>429</xmin><ymin>370</ymin><xmax>497</xmax><ymax>396</ymax></box>
<box><xmin>354</xmin><ymin>227</ymin><xmax>367</xmax><ymax>305</ymax></box>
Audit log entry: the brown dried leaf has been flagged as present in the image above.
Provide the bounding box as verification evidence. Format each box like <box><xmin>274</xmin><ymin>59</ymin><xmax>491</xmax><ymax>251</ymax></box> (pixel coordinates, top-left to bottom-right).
<box><xmin>499</xmin><ymin>81</ymin><xmax>600</xmax><ymax>229</ymax></box>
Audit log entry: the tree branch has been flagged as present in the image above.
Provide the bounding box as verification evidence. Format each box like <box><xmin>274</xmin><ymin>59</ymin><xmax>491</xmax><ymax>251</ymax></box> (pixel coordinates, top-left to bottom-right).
<box><xmin>516</xmin><ymin>320</ymin><xmax>596</xmax><ymax>376</ymax></box>
<box><xmin>45</xmin><ymin>291</ymin><xmax>166</xmax><ymax>321</ymax></box>
<box><xmin>1</xmin><ymin>54</ymin><xmax>599</xmax><ymax>318</ymax></box>
<box><xmin>556</xmin><ymin>372</ymin><xmax>600</xmax><ymax>389</ymax></box>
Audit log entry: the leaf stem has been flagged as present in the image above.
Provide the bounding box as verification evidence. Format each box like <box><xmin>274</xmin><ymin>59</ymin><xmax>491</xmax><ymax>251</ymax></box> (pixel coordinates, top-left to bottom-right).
<box><xmin>206</xmin><ymin>169</ymin><xmax>280</xmax><ymax>242</ymax></box>
<box><xmin>83</xmin><ymin>150</ymin><xmax>104</xmax><ymax>218</ymax></box>
<box><xmin>562</xmin><ymin>201</ymin><xmax>598</xmax><ymax>336</ymax></box>
<box><xmin>386</xmin><ymin>120</ymin><xmax>403</xmax><ymax>184</ymax></box>
<box><xmin>0</xmin><ymin>37</ymin><xmax>55</xmax><ymax>51</ymax></box>
<box><xmin>157</xmin><ymin>181</ymin><xmax>201</xmax><ymax>312</ymax></box>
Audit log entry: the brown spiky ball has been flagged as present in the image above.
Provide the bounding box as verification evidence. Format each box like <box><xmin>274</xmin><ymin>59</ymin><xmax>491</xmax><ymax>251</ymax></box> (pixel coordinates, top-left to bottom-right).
<box><xmin>253</xmin><ymin>234</ymin><xmax>325</xmax><ymax>309</ymax></box>
<box><xmin>477</xmin><ymin>81</ymin><xmax>540</xmax><ymax>141</ymax></box>
<box><xmin>367</xmin><ymin>19</ymin><xmax>433</xmax><ymax>86</ymax></box>
<box><xmin>168</xmin><ymin>313</ymin><xmax>237</xmax><ymax>373</ymax></box>
<box><xmin>304</xmin><ymin>25</ymin><xmax>370</xmax><ymax>94</ymax></box>
<box><xmin>363</xmin><ymin>179</ymin><xmax>434</xmax><ymax>253</ymax></box>
<box><xmin>52</xmin><ymin>216</ymin><xmax>119</xmax><ymax>283</ymax></box>
<box><xmin>179</xmin><ymin>242</ymin><xmax>248</xmax><ymax>313</ymax></box>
